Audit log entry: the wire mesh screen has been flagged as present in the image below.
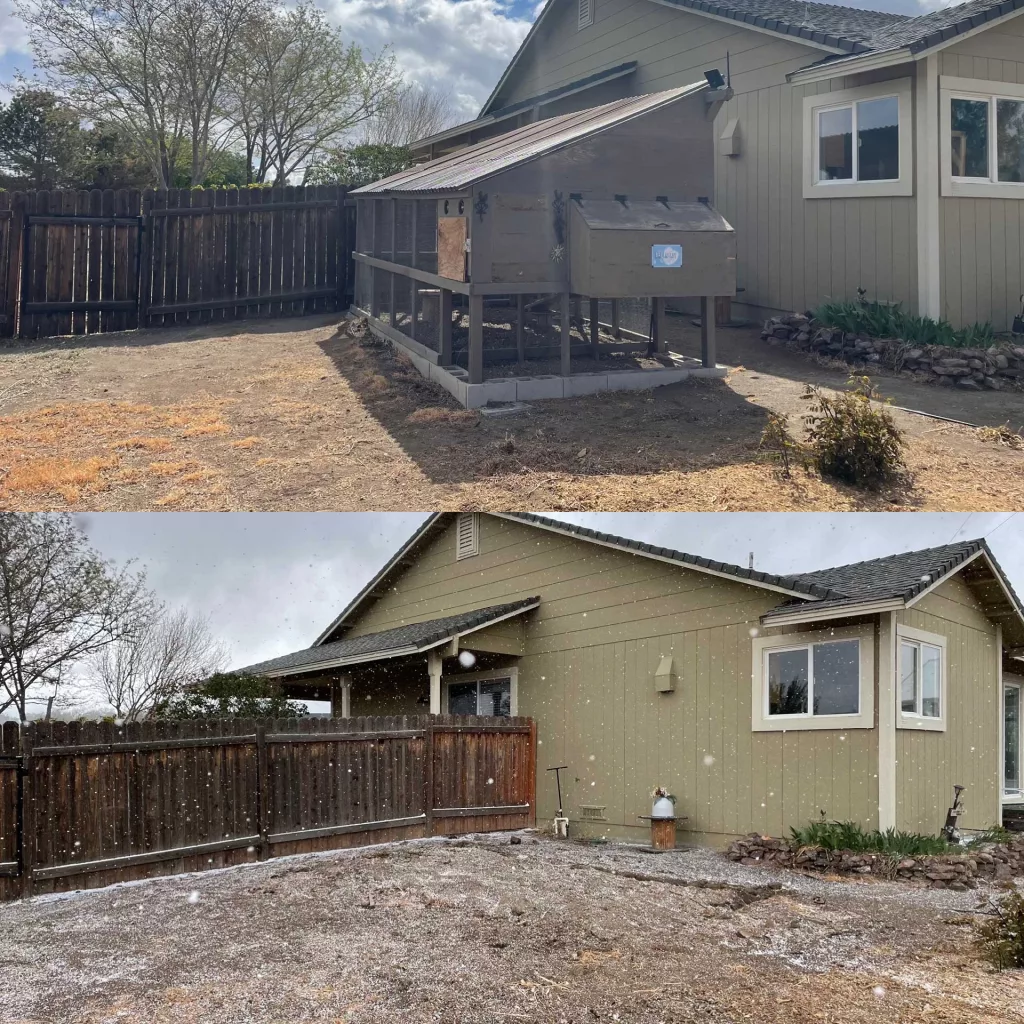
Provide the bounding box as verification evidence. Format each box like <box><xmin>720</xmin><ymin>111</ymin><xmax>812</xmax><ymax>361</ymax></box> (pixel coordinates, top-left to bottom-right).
<box><xmin>376</xmin><ymin>199</ymin><xmax>393</xmax><ymax>258</ymax></box>
<box><xmin>395</xmin><ymin>199</ymin><xmax>414</xmax><ymax>266</ymax></box>
<box><xmin>394</xmin><ymin>274</ymin><xmax>413</xmax><ymax>336</ymax></box>
<box><xmin>595</xmin><ymin>297</ymin><xmax>652</xmax><ymax>339</ymax></box>
<box><xmin>416</xmin><ymin>287</ymin><xmax>440</xmax><ymax>353</ymax></box>
<box><xmin>355</xmin><ymin>260</ymin><xmax>372</xmax><ymax>311</ymax></box>
<box><xmin>356</xmin><ymin>198</ymin><xmax>372</xmax><ymax>255</ymax></box>
<box><xmin>415</xmin><ymin>200</ymin><xmax>438</xmax><ymax>274</ymax></box>
<box><xmin>373</xmin><ymin>267</ymin><xmax>392</xmax><ymax>323</ymax></box>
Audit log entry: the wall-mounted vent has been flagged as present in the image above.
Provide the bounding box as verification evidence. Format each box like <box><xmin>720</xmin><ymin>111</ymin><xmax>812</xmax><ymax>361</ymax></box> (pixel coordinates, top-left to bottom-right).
<box><xmin>456</xmin><ymin>512</ymin><xmax>479</xmax><ymax>560</ymax></box>
<box><xmin>578</xmin><ymin>0</ymin><xmax>594</xmax><ymax>30</ymax></box>
<box><xmin>579</xmin><ymin>804</ymin><xmax>607</xmax><ymax>821</ymax></box>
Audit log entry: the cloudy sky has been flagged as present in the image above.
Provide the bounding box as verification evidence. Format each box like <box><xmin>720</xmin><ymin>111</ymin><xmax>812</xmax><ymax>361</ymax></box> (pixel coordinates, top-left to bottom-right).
<box><xmin>0</xmin><ymin>0</ymin><xmax>967</xmax><ymax>121</ymax></box>
<box><xmin>71</xmin><ymin>512</ymin><xmax>1022</xmax><ymax>672</ymax></box>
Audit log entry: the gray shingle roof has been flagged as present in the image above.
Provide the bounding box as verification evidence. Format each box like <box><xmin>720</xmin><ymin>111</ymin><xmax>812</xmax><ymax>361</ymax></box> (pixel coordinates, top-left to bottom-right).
<box><xmin>643</xmin><ymin>0</ymin><xmax>1022</xmax><ymax>56</ymax></box>
<box><xmin>239</xmin><ymin>598</ymin><xmax>539</xmax><ymax>677</ymax></box>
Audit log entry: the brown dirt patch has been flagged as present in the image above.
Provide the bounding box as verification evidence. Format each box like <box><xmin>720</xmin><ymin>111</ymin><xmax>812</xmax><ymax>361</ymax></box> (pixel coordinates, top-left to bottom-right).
<box><xmin>0</xmin><ymin>314</ymin><xmax>1021</xmax><ymax>511</ymax></box>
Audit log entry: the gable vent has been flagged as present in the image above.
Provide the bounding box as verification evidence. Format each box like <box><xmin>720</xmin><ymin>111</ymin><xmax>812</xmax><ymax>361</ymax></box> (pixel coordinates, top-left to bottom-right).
<box><xmin>578</xmin><ymin>0</ymin><xmax>593</xmax><ymax>30</ymax></box>
<box><xmin>456</xmin><ymin>513</ymin><xmax>479</xmax><ymax>561</ymax></box>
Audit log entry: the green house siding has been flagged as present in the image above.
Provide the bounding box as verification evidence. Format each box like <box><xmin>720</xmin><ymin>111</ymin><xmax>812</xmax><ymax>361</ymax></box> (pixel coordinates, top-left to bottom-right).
<box><xmin>341</xmin><ymin>515</ymin><xmax>879</xmax><ymax>845</ymax></box>
<box><xmin>896</xmin><ymin>574</ymin><xmax>1002</xmax><ymax>834</ymax></box>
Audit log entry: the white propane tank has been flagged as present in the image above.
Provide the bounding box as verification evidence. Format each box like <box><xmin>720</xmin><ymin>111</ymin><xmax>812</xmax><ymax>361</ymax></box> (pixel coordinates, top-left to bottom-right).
<box><xmin>651</xmin><ymin>796</ymin><xmax>676</xmax><ymax>819</ymax></box>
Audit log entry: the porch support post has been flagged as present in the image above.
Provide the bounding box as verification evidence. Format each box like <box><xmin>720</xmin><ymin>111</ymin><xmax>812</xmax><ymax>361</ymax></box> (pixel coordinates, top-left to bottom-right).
<box><xmin>996</xmin><ymin>624</ymin><xmax>1004</xmax><ymax>825</ymax></box>
<box><xmin>916</xmin><ymin>54</ymin><xmax>942</xmax><ymax>319</ymax></box>
<box><xmin>329</xmin><ymin>674</ymin><xmax>351</xmax><ymax>718</ymax></box>
<box><xmin>700</xmin><ymin>296</ymin><xmax>716</xmax><ymax>367</ymax></box>
<box><xmin>589</xmin><ymin>298</ymin><xmax>600</xmax><ymax>357</ymax></box>
<box><xmin>410</xmin><ymin>200</ymin><xmax>419</xmax><ymax>341</ymax></box>
<box><xmin>389</xmin><ymin>197</ymin><xmax>397</xmax><ymax>325</ymax></box>
<box><xmin>611</xmin><ymin>299</ymin><xmax>621</xmax><ymax>339</ymax></box>
<box><xmin>439</xmin><ymin>288</ymin><xmax>453</xmax><ymax>364</ymax></box>
<box><xmin>427</xmin><ymin>650</ymin><xmax>443</xmax><ymax>716</ymax></box>
<box><xmin>877</xmin><ymin>611</ymin><xmax>898</xmax><ymax>831</ymax></box>
<box><xmin>468</xmin><ymin>293</ymin><xmax>484</xmax><ymax>384</ymax></box>
<box><xmin>560</xmin><ymin>292</ymin><xmax>571</xmax><ymax>377</ymax></box>
<box><xmin>652</xmin><ymin>297</ymin><xmax>667</xmax><ymax>355</ymax></box>
<box><xmin>516</xmin><ymin>294</ymin><xmax>526</xmax><ymax>363</ymax></box>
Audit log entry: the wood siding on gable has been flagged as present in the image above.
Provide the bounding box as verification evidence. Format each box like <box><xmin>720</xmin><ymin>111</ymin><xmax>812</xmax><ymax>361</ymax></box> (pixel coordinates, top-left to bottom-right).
<box><xmin>896</xmin><ymin>574</ymin><xmax>1001</xmax><ymax>833</ymax></box>
<box><xmin>344</xmin><ymin>516</ymin><xmax>879</xmax><ymax>844</ymax></box>
<box><xmin>938</xmin><ymin>22</ymin><xmax>1024</xmax><ymax>332</ymax></box>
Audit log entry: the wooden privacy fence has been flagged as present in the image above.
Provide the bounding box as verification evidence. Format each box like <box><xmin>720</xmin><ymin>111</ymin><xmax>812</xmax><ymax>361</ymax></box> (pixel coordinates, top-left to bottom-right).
<box><xmin>0</xmin><ymin>186</ymin><xmax>356</xmax><ymax>339</ymax></box>
<box><xmin>0</xmin><ymin>715</ymin><xmax>536</xmax><ymax>902</ymax></box>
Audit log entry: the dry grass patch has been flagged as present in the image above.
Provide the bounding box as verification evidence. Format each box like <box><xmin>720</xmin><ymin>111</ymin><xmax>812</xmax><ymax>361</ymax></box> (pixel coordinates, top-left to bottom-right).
<box><xmin>406</xmin><ymin>407</ymin><xmax>479</xmax><ymax>426</ymax></box>
<box><xmin>112</xmin><ymin>436</ymin><xmax>174</xmax><ymax>452</ymax></box>
<box><xmin>0</xmin><ymin>455</ymin><xmax>120</xmax><ymax>503</ymax></box>
<box><xmin>146</xmin><ymin>461</ymin><xmax>193</xmax><ymax>477</ymax></box>
<box><xmin>230</xmin><ymin>436</ymin><xmax>264</xmax><ymax>449</ymax></box>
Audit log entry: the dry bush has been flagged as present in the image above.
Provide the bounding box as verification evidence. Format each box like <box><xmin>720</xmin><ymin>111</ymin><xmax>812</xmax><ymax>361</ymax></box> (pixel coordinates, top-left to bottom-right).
<box><xmin>977</xmin><ymin>424</ymin><xmax>1024</xmax><ymax>451</ymax></box>
<box><xmin>757</xmin><ymin>412</ymin><xmax>805</xmax><ymax>479</ymax></box>
<box><xmin>975</xmin><ymin>891</ymin><xmax>1024</xmax><ymax>970</ymax></box>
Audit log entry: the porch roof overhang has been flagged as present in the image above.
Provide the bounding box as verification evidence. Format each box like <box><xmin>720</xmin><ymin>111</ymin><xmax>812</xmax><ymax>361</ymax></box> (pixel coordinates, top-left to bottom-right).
<box><xmin>237</xmin><ymin>598</ymin><xmax>539</xmax><ymax>681</ymax></box>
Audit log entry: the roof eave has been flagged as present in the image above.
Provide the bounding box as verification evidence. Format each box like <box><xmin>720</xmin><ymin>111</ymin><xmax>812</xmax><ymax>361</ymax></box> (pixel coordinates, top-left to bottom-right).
<box><xmin>761</xmin><ymin>597</ymin><xmax>907</xmax><ymax>627</ymax></box>
<box><xmin>787</xmin><ymin>47</ymin><xmax>912</xmax><ymax>84</ymax></box>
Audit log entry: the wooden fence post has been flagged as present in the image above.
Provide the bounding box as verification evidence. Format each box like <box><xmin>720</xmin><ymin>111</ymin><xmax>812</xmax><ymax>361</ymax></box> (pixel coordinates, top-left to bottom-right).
<box><xmin>20</xmin><ymin>724</ymin><xmax>33</xmax><ymax>898</ymax></box>
<box><xmin>255</xmin><ymin>723</ymin><xmax>270</xmax><ymax>861</ymax></box>
<box><xmin>528</xmin><ymin>719</ymin><xmax>538</xmax><ymax>828</ymax></box>
<box><xmin>424</xmin><ymin>719</ymin><xmax>435</xmax><ymax>837</ymax></box>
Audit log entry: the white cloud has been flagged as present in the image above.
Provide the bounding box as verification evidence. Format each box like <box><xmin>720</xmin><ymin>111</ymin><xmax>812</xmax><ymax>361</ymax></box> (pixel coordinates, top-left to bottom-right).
<box><xmin>325</xmin><ymin>0</ymin><xmax>532</xmax><ymax>121</ymax></box>
<box><xmin>0</xmin><ymin>0</ymin><xmax>29</xmax><ymax>58</ymax></box>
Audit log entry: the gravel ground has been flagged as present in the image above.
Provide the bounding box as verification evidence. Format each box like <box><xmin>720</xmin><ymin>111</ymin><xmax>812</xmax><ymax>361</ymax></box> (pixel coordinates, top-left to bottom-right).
<box><xmin>0</xmin><ymin>831</ymin><xmax>1021</xmax><ymax>1024</ymax></box>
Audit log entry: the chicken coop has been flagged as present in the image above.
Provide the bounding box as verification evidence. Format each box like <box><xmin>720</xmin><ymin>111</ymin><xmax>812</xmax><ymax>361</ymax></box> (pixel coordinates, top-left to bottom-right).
<box><xmin>350</xmin><ymin>81</ymin><xmax>736</xmax><ymax>408</ymax></box>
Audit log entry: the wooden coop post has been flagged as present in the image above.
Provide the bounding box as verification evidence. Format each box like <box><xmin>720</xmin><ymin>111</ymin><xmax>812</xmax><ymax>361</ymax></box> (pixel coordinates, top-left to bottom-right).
<box><xmin>652</xmin><ymin>297</ymin><xmax>667</xmax><ymax>355</ymax></box>
<box><xmin>701</xmin><ymin>296</ymin><xmax>717</xmax><ymax>367</ymax></box>
<box><xmin>440</xmin><ymin>289</ymin><xmax>453</xmax><ymax>364</ymax></box>
<box><xmin>370</xmin><ymin>199</ymin><xmax>380</xmax><ymax>318</ymax></box>
<box><xmin>516</xmin><ymin>294</ymin><xmax>526</xmax><ymax>362</ymax></box>
<box><xmin>589</xmin><ymin>298</ymin><xmax>600</xmax><ymax>357</ymax></box>
<box><xmin>611</xmin><ymin>299</ymin><xmax>621</xmax><ymax>340</ymax></box>
<box><xmin>389</xmin><ymin>197</ymin><xmax>397</xmax><ymax>325</ymax></box>
<box><xmin>410</xmin><ymin>200</ymin><xmax>419</xmax><ymax>341</ymax></box>
<box><xmin>468</xmin><ymin>293</ymin><xmax>484</xmax><ymax>384</ymax></box>
<box><xmin>560</xmin><ymin>293</ymin><xmax>572</xmax><ymax>377</ymax></box>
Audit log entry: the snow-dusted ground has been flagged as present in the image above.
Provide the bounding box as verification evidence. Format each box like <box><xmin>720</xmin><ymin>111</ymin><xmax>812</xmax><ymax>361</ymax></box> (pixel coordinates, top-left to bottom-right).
<box><xmin>0</xmin><ymin>832</ymin><xmax>1021</xmax><ymax>1024</ymax></box>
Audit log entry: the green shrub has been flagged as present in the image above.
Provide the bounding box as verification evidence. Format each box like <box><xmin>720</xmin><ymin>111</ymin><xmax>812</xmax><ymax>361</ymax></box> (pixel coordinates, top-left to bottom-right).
<box><xmin>973</xmin><ymin>825</ymin><xmax>1016</xmax><ymax>845</ymax></box>
<box><xmin>789</xmin><ymin>820</ymin><xmax>951</xmax><ymax>857</ymax></box>
<box><xmin>802</xmin><ymin>376</ymin><xmax>907</xmax><ymax>490</ymax></box>
<box><xmin>975</xmin><ymin>891</ymin><xmax>1024</xmax><ymax>970</ymax></box>
<box><xmin>811</xmin><ymin>295</ymin><xmax>994</xmax><ymax>349</ymax></box>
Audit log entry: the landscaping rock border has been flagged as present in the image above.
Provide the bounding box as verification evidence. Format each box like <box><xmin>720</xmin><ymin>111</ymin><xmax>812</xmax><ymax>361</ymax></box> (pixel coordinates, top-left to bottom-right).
<box><xmin>726</xmin><ymin>833</ymin><xmax>1024</xmax><ymax>888</ymax></box>
<box><xmin>761</xmin><ymin>313</ymin><xmax>1024</xmax><ymax>391</ymax></box>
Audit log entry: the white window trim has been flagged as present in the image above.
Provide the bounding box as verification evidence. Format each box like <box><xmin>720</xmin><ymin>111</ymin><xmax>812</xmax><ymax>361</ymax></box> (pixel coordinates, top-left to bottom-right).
<box><xmin>443</xmin><ymin>667</ymin><xmax>518</xmax><ymax>716</ymax></box>
<box><xmin>802</xmin><ymin>78</ymin><xmax>913</xmax><ymax>199</ymax></box>
<box><xmin>1004</xmin><ymin>674</ymin><xmax>1023</xmax><ymax>803</ymax></box>
<box><xmin>940</xmin><ymin>76</ymin><xmax>1024</xmax><ymax>199</ymax></box>
<box><xmin>896</xmin><ymin>624</ymin><xmax>946</xmax><ymax>732</ymax></box>
<box><xmin>455</xmin><ymin>512</ymin><xmax>479</xmax><ymax>560</ymax></box>
<box><xmin>751</xmin><ymin>626</ymin><xmax>875</xmax><ymax>732</ymax></box>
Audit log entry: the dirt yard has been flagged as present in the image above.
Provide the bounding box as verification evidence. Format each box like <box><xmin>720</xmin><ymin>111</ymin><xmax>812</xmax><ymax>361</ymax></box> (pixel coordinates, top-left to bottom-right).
<box><xmin>0</xmin><ymin>832</ymin><xmax>1021</xmax><ymax>1024</ymax></box>
<box><xmin>0</xmin><ymin>313</ymin><xmax>1022</xmax><ymax>511</ymax></box>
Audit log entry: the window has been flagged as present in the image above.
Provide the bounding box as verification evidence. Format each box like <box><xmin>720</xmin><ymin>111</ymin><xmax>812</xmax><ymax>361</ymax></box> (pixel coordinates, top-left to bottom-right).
<box><xmin>752</xmin><ymin>628</ymin><xmax>874</xmax><ymax>732</ymax></box>
<box><xmin>817</xmin><ymin>96</ymin><xmax>899</xmax><ymax>183</ymax></box>
<box><xmin>767</xmin><ymin>639</ymin><xmax>860</xmax><ymax>718</ymax></box>
<box><xmin>896</xmin><ymin>625</ymin><xmax>946</xmax><ymax>731</ymax></box>
<box><xmin>455</xmin><ymin>512</ymin><xmax>479</xmax><ymax>560</ymax></box>
<box><xmin>1005</xmin><ymin>682</ymin><xmax>1021</xmax><ymax>796</ymax></box>
<box><xmin>446</xmin><ymin>673</ymin><xmax>514</xmax><ymax>716</ymax></box>
<box><xmin>578</xmin><ymin>0</ymin><xmax>593</xmax><ymax>29</ymax></box>
<box><xmin>941</xmin><ymin>77</ymin><xmax>1024</xmax><ymax>198</ymax></box>
<box><xmin>803</xmin><ymin>80</ymin><xmax>912</xmax><ymax>199</ymax></box>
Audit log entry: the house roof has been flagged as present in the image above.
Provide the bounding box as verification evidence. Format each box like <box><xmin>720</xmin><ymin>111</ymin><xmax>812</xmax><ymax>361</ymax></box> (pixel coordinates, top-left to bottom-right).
<box><xmin>239</xmin><ymin>598</ymin><xmax>540</xmax><ymax>678</ymax></box>
<box><xmin>352</xmin><ymin>83</ymin><xmax>706</xmax><ymax>194</ymax></box>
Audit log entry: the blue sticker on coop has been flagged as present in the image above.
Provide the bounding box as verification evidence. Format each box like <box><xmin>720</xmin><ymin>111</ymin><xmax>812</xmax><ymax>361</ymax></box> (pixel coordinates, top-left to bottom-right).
<box><xmin>651</xmin><ymin>244</ymin><xmax>683</xmax><ymax>268</ymax></box>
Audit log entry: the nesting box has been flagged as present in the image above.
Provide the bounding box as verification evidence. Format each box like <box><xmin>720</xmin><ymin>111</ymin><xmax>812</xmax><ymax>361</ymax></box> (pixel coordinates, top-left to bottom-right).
<box><xmin>569</xmin><ymin>199</ymin><xmax>736</xmax><ymax>298</ymax></box>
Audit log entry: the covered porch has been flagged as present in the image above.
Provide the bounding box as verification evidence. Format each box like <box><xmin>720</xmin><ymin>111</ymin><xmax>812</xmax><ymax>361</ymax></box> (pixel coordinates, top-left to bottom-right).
<box><xmin>240</xmin><ymin>598</ymin><xmax>538</xmax><ymax>720</ymax></box>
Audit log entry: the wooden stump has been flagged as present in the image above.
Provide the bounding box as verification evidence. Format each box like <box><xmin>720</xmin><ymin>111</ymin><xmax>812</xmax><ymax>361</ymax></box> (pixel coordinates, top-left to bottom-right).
<box><xmin>651</xmin><ymin>817</ymin><xmax>676</xmax><ymax>850</ymax></box>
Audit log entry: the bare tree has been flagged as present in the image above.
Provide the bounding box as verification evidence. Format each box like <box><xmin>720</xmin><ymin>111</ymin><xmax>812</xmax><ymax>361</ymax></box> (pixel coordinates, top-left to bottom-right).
<box><xmin>0</xmin><ymin>514</ymin><xmax>151</xmax><ymax>723</ymax></box>
<box><xmin>361</xmin><ymin>84</ymin><xmax>457</xmax><ymax>147</ymax></box>
<box><xmin>224</xmin><ymin>1</ymin><xmax>400</xmax><ymax>184</ymax></box>
<box><xmin>14</xmin><ymin>0</ymin><xmax>264</xmax><ymax>187</ymax></box>
<box><xmin>92</xmin><ymin>605</ymin><xmax>226</xmax><ymax>722</ymax></box>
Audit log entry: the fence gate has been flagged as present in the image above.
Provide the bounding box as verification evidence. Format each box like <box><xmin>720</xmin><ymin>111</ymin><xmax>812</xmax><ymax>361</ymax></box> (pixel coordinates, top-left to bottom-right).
<box><xmin>0</xmin><ymin>186</ymin><xmax>353</xmax><ymax>339</ymax></box>
<box><xmin>0</xmin><ymin>723</ymin><xmax>21</xmax><ymax>903</ymax></box>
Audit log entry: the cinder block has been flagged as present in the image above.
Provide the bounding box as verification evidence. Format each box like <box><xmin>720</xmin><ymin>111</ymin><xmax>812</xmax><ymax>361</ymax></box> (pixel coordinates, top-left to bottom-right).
<box><xmin>515</xmin><ymin>375</ymin><xmax>565</xmax><ymax>401</ymax></box>
<box><xmin>563</xmin><ymin>373</ymin><xmax>609</xmax><ymax>397</ymax></box>
<box><xmin>480</xmin><ymin>378</ymin><xmax>518</xmax><ymax>404</ymax></box>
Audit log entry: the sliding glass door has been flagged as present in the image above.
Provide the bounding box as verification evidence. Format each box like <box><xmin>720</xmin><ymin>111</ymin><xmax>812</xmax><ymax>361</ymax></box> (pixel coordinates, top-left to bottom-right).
<box><xmin>1006</xmin><ymin>683</ymin><xmax>1021</xmax><ymax>796</ymax></box>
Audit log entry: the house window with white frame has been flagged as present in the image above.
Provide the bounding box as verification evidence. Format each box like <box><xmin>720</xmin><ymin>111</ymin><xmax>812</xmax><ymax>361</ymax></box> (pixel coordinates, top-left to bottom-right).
<box><xmin>766</xmin><ymin>639</ymin><xmax>861</xmax><ymax>717</ymax></box>
<box><xmin>897</xmin><ymin>626</ymin><xmax>945</xmax><ymax>726</ymax></box>
<box><xmin>1006</xmin><ymin>679</ymin><xmax>1021</xmax><ymax>798</ymax></box>
<box><xmin>803</xmin><ymin>80</ymin><xmax>912</xmax><ymax>199</ymax></box>
<box><xmin>752</xmin><ymin>627</ymin><xmax>875</xmax><ymax>732</ymax></box>
<box><xmin>941</xmin><ymin>77</ymin><xmax>1024</xmax><ymax>198</ymax></box>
